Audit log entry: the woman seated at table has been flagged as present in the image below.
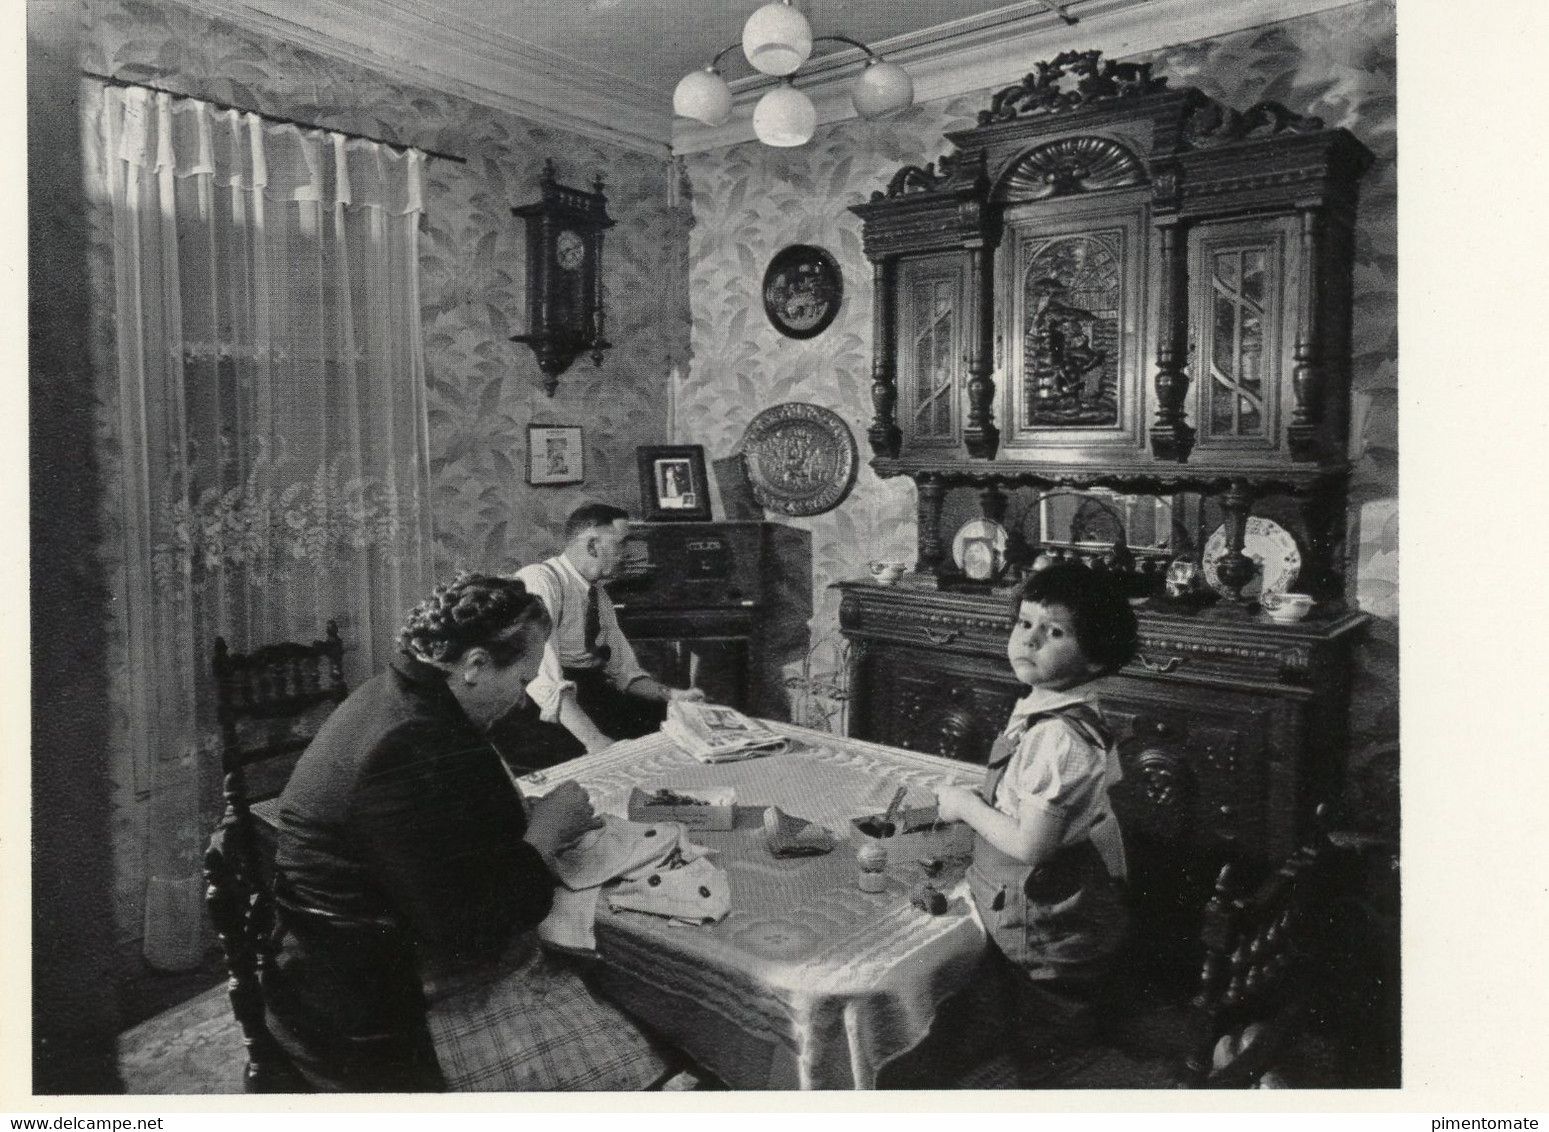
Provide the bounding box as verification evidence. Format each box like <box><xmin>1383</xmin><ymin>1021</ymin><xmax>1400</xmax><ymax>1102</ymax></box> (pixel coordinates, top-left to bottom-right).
<box><xmin>266</xmin><ymin>572</ymin><xmax>670</xmax><ymax>1092</ymax></box>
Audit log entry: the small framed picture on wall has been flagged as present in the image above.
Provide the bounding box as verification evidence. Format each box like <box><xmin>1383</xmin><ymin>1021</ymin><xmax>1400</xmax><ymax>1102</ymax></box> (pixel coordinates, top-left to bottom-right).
<box><xmin>637</xmin><ymin>444</ymin><xmax>711</xmax><ymax>522</ymax></box>
<box><xmin>527</xmin><ymin>424</ymin><xmax>584</xmax><ymax>486</ymax></box>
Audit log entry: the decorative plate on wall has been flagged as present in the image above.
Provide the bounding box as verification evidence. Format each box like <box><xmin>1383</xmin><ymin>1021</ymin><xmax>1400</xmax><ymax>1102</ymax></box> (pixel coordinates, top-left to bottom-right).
<box><xmin>1202</xmin><ymin>516</ymin><xmax>1302</xmax><ymax>600</ymax></box>
<box><xmin>762</xmin><ymin>244</ymin><xmax>843</xmax><ymax>339</ymax></box>
<box><xmin>740</xmin><ymin>402</ymin><xmax>859</xmax><ymax>517</ymax></box>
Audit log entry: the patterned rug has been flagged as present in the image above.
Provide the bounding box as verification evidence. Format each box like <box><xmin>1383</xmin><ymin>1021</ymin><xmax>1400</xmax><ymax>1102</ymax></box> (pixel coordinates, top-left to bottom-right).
<box><xmin>116</xmin><ymin>983</ymin><xmax>1185</xmax><ymax>1094</ymax></box>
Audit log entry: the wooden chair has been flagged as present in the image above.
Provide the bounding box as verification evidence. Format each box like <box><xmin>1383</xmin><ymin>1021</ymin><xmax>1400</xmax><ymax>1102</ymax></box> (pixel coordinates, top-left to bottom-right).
<box><xmin>1176</xmin><ymin>805</ymin><xmax>1336</xmax><ymax>1088</ymax></box>
<box><xmin>203</xmin><ymin>622</ymin><xmax>348</xmax><ymax>1092</ymax></box>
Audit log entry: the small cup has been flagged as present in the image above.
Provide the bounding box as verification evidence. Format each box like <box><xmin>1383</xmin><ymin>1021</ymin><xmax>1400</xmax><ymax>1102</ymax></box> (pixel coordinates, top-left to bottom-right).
<box><xmin>858</xmin><ymin>841</ymin><xmax>888</xmax><ymax>892</ymax></box>
<box><xmin>869</xmin><ymin>560</ymin><xmax>906</xmax><ymax>586</ymax></box>
<box><xmin>1261</xmin><ymin>591</ymin><xmax>1314</xmax><ymax>623</ymax></box>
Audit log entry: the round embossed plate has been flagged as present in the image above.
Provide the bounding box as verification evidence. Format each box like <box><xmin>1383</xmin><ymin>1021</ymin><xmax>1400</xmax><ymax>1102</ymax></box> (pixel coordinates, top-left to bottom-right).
<box><xmin>740</xmin><ymin>402</ymin><xmax>859</xmax><ymax>517</ymax></box>
<box><xmin>1202</xmin><ymin>516</ymin><xmax>1302</xmax><ymax>600</ymax></box>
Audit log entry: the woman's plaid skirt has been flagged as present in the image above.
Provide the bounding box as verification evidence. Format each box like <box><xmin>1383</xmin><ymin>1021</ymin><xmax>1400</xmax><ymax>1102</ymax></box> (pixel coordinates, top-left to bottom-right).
<box><xmin>424</xmin><ymin>932</ymin><xmax>669</xmax><ymax>1091</ymax></box>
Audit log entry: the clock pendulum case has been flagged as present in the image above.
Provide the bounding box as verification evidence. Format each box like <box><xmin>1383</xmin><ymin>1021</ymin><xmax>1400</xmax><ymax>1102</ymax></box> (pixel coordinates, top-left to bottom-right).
<box><xmin>511</xmin><ymin>158</ymin><xmax>616</xmax><ymax>395</ymax></box>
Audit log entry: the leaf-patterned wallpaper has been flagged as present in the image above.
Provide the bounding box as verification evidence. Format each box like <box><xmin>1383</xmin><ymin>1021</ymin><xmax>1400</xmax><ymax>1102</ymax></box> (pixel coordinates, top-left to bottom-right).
<box><xmin>83</xmin><ymin>0</ymin><xmax>689</xmax><ymax>940</ymax></box>
<box><xmin>679</xmin><ymin>0</ymin><xmax>1398</xmax><ymax>813</ymax></box>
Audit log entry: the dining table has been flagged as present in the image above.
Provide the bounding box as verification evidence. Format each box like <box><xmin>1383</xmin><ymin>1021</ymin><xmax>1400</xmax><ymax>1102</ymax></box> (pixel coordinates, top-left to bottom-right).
<box><xmin>516</xmin><ymin>720</ymin><xmax>991</xmax><ymax>1090</ymax></box>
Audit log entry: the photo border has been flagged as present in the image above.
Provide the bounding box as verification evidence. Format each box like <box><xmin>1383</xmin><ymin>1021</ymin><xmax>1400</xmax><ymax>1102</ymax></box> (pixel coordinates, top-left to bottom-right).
<box><xmin>636</xmin><ymin>444</ymin><xmax>711</xmax><ymax>522</ymax></box>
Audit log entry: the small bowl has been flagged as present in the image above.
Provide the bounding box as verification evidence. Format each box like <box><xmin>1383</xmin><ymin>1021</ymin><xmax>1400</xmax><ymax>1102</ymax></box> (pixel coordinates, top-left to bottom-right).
<box><xmin>1261</xmin><ymin>591</ymin><xmax>1314</xmax><ymax>623</ymax></box>
<box><xmin>869</xmin><ymin>561</ymin><xmax>907</xmax><ymax>586</ymax></box>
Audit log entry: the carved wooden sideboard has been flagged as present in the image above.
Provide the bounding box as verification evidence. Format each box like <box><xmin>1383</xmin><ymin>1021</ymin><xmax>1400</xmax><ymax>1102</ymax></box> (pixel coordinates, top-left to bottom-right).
<box><xmin>838</xmin><ymin>579</ymin><xmax>1367</xmax><ymax>960</ymax></box>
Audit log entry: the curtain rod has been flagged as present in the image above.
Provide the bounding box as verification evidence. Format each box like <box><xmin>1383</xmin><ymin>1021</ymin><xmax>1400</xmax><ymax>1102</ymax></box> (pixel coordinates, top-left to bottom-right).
<box><xmin>82</xmin><ymin>71</ymin><xmax>468</xmax><ymax>165</ymax></box>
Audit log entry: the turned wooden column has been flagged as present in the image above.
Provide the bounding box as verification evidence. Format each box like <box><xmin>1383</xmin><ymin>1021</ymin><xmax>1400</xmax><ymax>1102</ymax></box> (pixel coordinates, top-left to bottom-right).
<box><xmin>867</xmin><ymin>258</ymin><xmax>901</xmax><ymax>458</ymax></box>
<box><xmin>1213</xmin><ymin>480</ymin><xmax>1260</xmax><ymax>601</ymax></box>
<box><xmin>914</xmin><ymin>475</ymin><xmax>948</xmax><ymax>576</ymax></box>
<box><xmin>962</xmin><ymin>241</ymin><xmax>999</xmax><ymax>459</ymax></box>
<box><xmin>1288</xmin><ymin>207</ymin><xmax>1326</xmax><ymax>461</ymax></box>
<box><xmin>978</xmin><ymin>483</ymin><xmax>1007</xmax><ymax>525</ymax></box>
<box><xmin>1150</xmin><ymin>217</ymin><xmax>1195</xmax><ymax>462</ymax></box>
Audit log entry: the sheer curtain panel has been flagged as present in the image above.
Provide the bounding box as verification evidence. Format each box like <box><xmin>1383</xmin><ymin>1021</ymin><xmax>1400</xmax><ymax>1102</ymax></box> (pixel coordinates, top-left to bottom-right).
<box><xmin>85</xmin><ymin>80</ymin><xmax>435</xmax><ymax>968</ymax></box>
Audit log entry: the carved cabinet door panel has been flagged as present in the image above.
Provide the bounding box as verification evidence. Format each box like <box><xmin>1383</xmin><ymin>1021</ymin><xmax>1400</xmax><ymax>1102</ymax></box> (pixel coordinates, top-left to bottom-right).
<box><xmin>897</xmin><ymin>253</ymin><xmax>968</xmax><ymax>453</ymax></box>
<box><xmin>1093</xmin><ymin>673</ymin><xmax>1280</xmax><ymax>973</ymax></box>
<box><xmin>1000</xmin><ymin>192</ymin><xmax>1150</xmax><ymax>458</ymax></box>
<box><xmin>854</xmin><ymin>644</ymin><xmax>1020</xmax><ymax>764</ymax></box>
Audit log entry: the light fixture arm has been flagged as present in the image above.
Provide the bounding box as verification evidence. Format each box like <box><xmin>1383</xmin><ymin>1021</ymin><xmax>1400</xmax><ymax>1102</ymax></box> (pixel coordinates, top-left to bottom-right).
<box><xmin>700</xmin><ymin>32</ymin><xmax>888</xmax><ymax>79</ymax></box>
<box><xmin>811</xmin><ymin>33</ymin><xmax>882</xmax><ymax>61</ymax></box>
<box><xmin>707</xmin><ymin>42</ymin><xmax>743</xmax><ymax>73</ymax></box>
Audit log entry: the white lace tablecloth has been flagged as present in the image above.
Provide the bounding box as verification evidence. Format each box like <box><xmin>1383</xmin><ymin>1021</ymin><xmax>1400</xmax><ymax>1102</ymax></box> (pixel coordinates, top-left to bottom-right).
<box><xmin>518</xmin><ymin>723</ymin><xmax>987</xmax><ymax>1090</ymax></box>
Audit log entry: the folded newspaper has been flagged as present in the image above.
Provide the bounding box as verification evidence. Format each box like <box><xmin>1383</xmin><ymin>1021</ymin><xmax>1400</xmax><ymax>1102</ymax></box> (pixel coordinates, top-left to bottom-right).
<box><xmin>660</xmin><ymin>701</ymin><xmax>789</xmax><ymax>763</ymax></box>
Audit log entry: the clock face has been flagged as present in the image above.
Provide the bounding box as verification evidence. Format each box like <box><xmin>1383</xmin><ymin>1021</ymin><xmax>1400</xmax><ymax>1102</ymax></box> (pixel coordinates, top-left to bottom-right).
<box><xmin>556</xmin><ymin>229</ymin><xmax>586</xmax><ymax>272</ymax></box>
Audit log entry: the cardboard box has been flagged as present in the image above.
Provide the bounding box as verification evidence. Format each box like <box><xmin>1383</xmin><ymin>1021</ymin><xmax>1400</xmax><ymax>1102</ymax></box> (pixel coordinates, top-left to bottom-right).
<box><xmin>627</xmin><ymin>786</ymin><xmax>735</xmax><ymax>832</ymax></box>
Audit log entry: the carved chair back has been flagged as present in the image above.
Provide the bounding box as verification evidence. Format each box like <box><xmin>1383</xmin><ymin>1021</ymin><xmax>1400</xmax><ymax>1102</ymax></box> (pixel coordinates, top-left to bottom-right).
<box><xmin>1177</xmin><ymin>805</ymin><xmax>1336</xmax><ymax>1088</ymax></box>
<box><xmin>204</xmin><ymin>622</ymin><xmax>348</xmax><ymax>1093</ymax></box>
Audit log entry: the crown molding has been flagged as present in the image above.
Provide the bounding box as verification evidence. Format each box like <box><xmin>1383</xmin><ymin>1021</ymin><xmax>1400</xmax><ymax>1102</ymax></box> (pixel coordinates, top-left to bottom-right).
<box><xmin>184</xmin><ymin>0</ymin><xmax>673</xmax><ymax>159</ymax></box>
<box><xmin>671</xmin><ymin>0</ymin><xmax>1365</xmax><ymax>155</ymax></box>
<box><xmin>180</xmin><ymin>0</ymin><xmax>1365</xmax><ymax>159</ymax></box>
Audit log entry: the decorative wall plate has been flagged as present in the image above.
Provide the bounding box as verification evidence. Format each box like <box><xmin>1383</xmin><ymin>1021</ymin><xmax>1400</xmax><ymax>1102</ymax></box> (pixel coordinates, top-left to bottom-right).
<box><xmin>951</xmin><ymin>519</ymin><xmax>1009</xmax><ymax>580</ymax></box>
<box><xmin>1202</xmin><ymin>516</ymin><xmax>1301</xmax><ymax>600</ymax></box>
<box><xmin>740</xmin><ymin>402</ymin><xmax>859</xmax><ymax>517</ymax></box>
<box><xmin>762</xmin><ymin>244</ymin><xmax>843</xmax><ymax>339</ymax></box>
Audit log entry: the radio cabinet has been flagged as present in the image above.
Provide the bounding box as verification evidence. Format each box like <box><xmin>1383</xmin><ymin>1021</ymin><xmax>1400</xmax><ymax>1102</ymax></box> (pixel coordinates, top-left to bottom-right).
<box><xmin>611</xmin><ymin>522</ymin><xmax>770</xmax><ymax>713</ymax></box>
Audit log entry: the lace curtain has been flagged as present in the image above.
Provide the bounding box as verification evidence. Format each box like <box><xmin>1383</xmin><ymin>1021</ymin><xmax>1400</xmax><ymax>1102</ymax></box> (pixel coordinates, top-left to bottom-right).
<box><xmin>85</xmin><ymin>81</ymin><xmax>435</xmax><ymax>968</ymax></box>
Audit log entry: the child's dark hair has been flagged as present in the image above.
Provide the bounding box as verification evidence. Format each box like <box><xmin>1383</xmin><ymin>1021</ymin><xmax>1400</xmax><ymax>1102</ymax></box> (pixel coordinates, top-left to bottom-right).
<box><xmin>1011</xmin><ymin>562</ymin><xmax>1139</xmax><ymax>675</ymax></box>
<box><xmin>399</xmin><ymin>572</ymin><xmax>551</xmax><ymax>666</ymax></box>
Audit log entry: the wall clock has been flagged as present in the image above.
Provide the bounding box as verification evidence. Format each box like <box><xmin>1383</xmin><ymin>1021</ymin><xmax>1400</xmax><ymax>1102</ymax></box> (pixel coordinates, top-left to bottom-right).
<box><xmin>511</xmin><ymin>158</ymin><xmax>615</xmax><ymax>395</ymax></box>
<box><xmin>762</xmin><ymin>244</ymin><xmax>843</xmax><ymax>339</ymax></box>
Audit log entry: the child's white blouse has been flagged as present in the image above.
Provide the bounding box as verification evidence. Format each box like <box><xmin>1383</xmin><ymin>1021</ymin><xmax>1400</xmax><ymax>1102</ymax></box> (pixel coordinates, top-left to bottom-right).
<box><xmin>994</xmin><ymin>686</ymin><xmax>1128</xmax><ymax>880</ymax></box>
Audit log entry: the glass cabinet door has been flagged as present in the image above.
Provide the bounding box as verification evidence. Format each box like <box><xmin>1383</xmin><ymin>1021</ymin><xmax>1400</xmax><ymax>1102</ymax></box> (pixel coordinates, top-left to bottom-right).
<box><xmin>897</xmin><ymin>253</ymin><xmax>967</xmax><ymax>450</ymax></box>
<box><xmin>1188</xmin><ymin>216</ymin><xmax>1298</xmax><ymax>453</ymax></box>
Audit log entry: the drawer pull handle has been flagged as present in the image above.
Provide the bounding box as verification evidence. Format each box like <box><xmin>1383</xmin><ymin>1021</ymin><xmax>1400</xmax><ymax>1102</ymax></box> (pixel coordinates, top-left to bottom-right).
<box><xmin>1137</xmin><ymin>653</ymin><xmax>1185</xmax><ymax>674</ymax></box>
<box><xmin>922</xmin><ymin>627</ymin><xmax>961</xmax><ymax>646</ymax></box>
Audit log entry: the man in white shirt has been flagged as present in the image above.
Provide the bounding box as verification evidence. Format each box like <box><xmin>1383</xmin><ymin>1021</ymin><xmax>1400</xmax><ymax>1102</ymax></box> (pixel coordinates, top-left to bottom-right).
<box><xmin>508</xmin><ymin>503</ymin><xmax>705</xmax><ymax>760</ymax></box>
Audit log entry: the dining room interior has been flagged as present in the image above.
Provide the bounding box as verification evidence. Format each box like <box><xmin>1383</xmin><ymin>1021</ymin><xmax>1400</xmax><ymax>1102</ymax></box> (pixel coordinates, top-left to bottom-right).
<box><xmin>29</xmin><ymin>0</ymin><xmax>1399</xmax><ymax>1097</ymax></box>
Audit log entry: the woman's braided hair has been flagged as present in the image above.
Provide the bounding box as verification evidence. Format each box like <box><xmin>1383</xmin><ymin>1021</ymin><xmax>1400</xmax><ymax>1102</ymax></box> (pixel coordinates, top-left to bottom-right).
<box><xmin>398</xmin><ymin>572</ymin><xmax>550</xmax><ymax>667</ymax></box>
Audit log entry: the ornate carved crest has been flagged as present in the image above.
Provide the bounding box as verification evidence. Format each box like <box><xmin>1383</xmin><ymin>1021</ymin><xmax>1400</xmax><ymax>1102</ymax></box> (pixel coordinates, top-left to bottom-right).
<box><xmin>873</xmin><ymin>150</ymin><xmax>986</xmax><ymax>200</ymax></box>
<box><xmin>977</xmin><ymin>50</ymin><xmax>1168</xmax><ymax>125</ymax></box>
<box><xmin>1183</xmin><ymin>97</ymin><xmax>1325</xmax><ymax>148</ymax></box>
<box><xmin>994</xmin><ymin>135</ymin><xmax>1146</xmax><ymax>201</ymax></box>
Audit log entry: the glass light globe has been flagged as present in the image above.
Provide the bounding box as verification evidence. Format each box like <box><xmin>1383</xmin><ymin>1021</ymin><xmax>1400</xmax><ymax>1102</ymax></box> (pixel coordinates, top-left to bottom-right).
<box><xmin>742</xmin><ymin>1</ymin><xmax>812</xmax><ymax>77</ymax></box>
<box><xmin>673</xmin><ymin>67</ymin><xmax>733</xmax><ymax>126</ymax></box>
<box><xmin>752</xmin><ymin>84</ymin><xmax>816</xmax><ymax>147</ymax></box>
<box><xmin>851</xmin><ymin>59</ymin><xmax>914</xmax><ymax>119</ymax></box>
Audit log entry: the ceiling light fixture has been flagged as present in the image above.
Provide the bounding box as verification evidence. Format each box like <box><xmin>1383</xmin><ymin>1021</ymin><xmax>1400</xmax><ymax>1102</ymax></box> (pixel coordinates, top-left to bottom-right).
<box><xmin>672</xmin><ymin>0</ymin><xmax>915</xmax><ymax>146</ymax></box>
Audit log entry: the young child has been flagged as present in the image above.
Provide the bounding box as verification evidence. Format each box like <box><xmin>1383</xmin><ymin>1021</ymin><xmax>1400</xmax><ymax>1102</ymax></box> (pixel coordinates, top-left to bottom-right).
<box><xmin>934</xmin><ymin>561</ymin><xmax>1139</xmax><ymax>1064</ymax></box>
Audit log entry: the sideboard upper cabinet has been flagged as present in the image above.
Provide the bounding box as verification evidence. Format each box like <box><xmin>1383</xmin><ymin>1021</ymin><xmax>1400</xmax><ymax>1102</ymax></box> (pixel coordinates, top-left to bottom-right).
<box><xmin>850</xmin><ymin>52</ymin><xmax>1373</xmax><ymax>598</ymax></box>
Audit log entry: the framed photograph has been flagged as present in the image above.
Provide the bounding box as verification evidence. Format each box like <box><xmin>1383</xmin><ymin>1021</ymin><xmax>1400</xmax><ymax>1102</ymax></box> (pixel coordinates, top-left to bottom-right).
<box><xmin>636</xmin><ymin>444</ymin><xmax>711</xmax><ymax>523</ymax></box>
<box><xmin>527</xmin><ymin>424</ymin><xmax>584</xmax><ymax>486</ymax></box>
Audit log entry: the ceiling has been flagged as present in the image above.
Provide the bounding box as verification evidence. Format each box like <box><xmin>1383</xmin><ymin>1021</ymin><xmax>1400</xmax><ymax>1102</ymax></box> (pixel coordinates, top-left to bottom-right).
<box><xmin>192</xmin><ymin>0</ymin><xmax>1353</xmax><ymax>156</ymax></box>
